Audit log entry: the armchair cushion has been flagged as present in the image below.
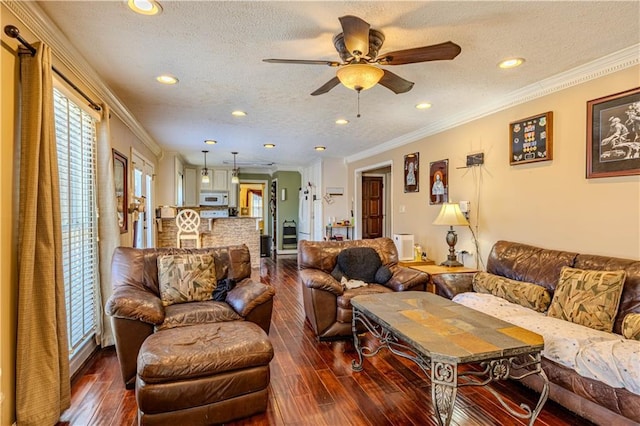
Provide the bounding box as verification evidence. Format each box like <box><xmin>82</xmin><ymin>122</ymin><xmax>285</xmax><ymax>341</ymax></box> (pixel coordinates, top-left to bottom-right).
<box><xmin>157</xmin><ymin>253</ymin><xmax>217</xmax><ymax>306</ymax></box>
<box><xmin>156</xmin><ymin>301</ymin><xmax>242</xmax><ymax>331</ymax></box>
<box><xmin>548</xmin><ymin>267</ymin><xmax>626</xmax><ymax>332</ymax></box>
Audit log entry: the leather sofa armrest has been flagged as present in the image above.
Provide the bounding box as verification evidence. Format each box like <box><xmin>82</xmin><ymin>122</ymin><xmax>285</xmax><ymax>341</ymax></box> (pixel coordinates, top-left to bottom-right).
<box><xmin>299</xmin><ymin>269</ymin><xmax>343</xmax><ymax>296</ymax></box>
<box><xmin>226</xmin><ymin>281</ymin><xmax>275</xmax><ymax>317</ymax></box>
<box><xmin>386</xmin><ymin>266</ymin><xmax>430</xmax><ymax>292</ymax></box>
<box><xmin>432</xmin><ymin>273</ymin><xmax>475</xmax><ymax>299</ymax></box>
<box><xmin>105</xmin><ymin>287</ymin><xmax>165</xmax><ymax>325</ymax></box>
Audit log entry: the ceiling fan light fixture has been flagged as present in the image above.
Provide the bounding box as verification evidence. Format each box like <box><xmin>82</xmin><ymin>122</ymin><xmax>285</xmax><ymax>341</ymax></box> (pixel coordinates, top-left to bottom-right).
<box><xmin>336</xmin><ymin>64</ymin><xmax>384</xmax><ymax>91</ymax></box>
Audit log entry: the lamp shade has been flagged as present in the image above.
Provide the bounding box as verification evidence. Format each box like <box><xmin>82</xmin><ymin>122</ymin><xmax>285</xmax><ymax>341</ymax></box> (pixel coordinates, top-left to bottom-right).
<box><xmin>336</xmin><ymin>64</ymin><xmax>384</xmax><ymax>91</ymax></box>
<box><xmin>432</xmin><ymin>202</ymin><xmax>469</xmax><ymax>226</ymax></box>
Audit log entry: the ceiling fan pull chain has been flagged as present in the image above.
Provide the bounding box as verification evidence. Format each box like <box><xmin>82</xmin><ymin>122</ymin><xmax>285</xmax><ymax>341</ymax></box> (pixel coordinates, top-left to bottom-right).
<box><xmin>357</xmin><ymin>89</ymin><xmax>361</xmax><ymax>118</ymax></box>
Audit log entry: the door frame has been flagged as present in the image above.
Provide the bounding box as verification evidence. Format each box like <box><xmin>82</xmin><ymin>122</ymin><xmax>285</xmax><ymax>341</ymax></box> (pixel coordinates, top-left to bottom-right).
<box><xmin>353</xmin><ymin>160</ymin><xmax>393</xmax><ymax>240</ymax></box>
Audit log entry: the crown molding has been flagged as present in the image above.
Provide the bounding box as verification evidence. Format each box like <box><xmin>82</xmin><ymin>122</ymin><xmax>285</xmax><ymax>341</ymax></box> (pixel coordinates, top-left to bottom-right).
<box><xmin>346</xmin><ymin>44</ymin><xmax>640</xmax><ymax>164</ymax></box>
<box><xmin>4</xmin><ymin>0</ymin><xmax>162</xmax><ymax>157</ymax></box>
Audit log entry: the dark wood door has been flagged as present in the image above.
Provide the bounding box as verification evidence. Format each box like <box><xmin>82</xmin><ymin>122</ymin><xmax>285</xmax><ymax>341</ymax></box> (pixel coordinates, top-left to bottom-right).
<box><xmin>362</xmin><ymin>176</ymin><xmax>383</xmax><ymax>239</ymax></box>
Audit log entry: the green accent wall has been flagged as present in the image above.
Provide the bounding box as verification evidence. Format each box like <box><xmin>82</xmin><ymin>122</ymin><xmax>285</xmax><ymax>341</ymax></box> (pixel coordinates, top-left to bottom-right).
<box><xmin>273</xmin><ymin>171</ymin><xmax>301</xmax><ymax>251</ymax></box>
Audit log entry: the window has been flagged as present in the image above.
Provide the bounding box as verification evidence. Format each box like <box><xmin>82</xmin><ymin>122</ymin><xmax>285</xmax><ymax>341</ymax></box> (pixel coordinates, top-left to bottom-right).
<box><xmin>53</xmin><ymin>87</ymin><xmax>98</xmax><ymax>360</ymax></box>
<box><xmin>251</xmin><ymin>192</ymin><xmax>262</xmax><ymax>218</ymax></box>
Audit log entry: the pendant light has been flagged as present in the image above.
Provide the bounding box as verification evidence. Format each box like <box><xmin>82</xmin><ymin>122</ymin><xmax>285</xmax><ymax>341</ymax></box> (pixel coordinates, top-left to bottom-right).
<box><xmin>231</xmin><ymin>152</ymin><xmax>240</xmax><ymax>184</ymax></box>
<box><xmin>201</xmin><ymin>150</ymin><xmax>210</xmax><ymax>184</ymax></box>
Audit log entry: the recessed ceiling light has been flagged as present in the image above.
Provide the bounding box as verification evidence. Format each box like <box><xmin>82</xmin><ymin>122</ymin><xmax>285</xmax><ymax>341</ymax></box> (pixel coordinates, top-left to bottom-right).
<box><xmin>415</xmin><ymin>103</ymin><xmax>432</xmax><ymax>110</ymax></box>
<box><xmin>127</xmin><ymin>0</ymin><xmax>162</xmax><ymax>15</ymax></box>
<box><xmin>231</xmin><ymin>110</ymin><xmax>247</xmax><ymax>117</ymax></box>
<box><xmin>498</xmin><ymin>58</ymin><xmax>525</xmax><ymax>69</ymax></box>
<box><xmin>335</xmin><ymin>119</ymin><xmax>349</xmax><ymax>125</ymax></box>
<box><xmin>263</xmin><ymin>143</ymin><xmax>276</xmax><ymax>148</ymax></box>
<box><xmin>204</xmin><ymin>140</ymin><xmax>217</xmax><ymax>145</ymax></box>
<box><xmin>156</xmin><ymin>74</ymin><xmax>178</xmax><ymax>85</ymax></box>
<box><xmin>314</xmin><ymin>146</ymin><xmax>326</xmax><ymax>151</ymax></box>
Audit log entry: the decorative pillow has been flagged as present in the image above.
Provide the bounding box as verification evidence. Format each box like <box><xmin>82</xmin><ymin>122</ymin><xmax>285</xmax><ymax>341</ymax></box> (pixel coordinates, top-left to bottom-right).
<box><xmin>375</xmin><ymin>265</ymin><xmax>393</xmax><ymax>284</ymax></box>
<box><xmin>212</xmin><ymin>278</ymin><xmax>236</xmax><ymax>302</ymax></box>
<box><xmin>547</xmin><ymin>267</ymin><xmax>626</xmax><ymax>332</ymax></box>
<box><xmin>335</xmin><ymin>247</ymin><xmax>382</xmax><ymax>283</ymax></box>
<box><xmin>622</xmin><ymin>313</ymin><xmax>640</xmax><ymax>340</ymax></box>
<box><xmin>157</xmin><ymin>254</ymin><xmax>217</xmax><ymax>306</ymax></box>
<box><xmin>472</xmin><ymin>272</ymin><xmax>551</xmax><ymax>312</ymax></box>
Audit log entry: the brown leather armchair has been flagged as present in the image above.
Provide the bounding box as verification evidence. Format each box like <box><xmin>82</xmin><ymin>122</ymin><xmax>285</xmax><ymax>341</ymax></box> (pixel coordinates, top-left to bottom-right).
<box><xmin>298</xmin><ymin>237</ymin><xmax>429</xmax><ymax>340</ymax></box>
<box><xmin>106</xmin><ymin>244</ymin><xmax>275</xmax><ymax>388</ymax></box>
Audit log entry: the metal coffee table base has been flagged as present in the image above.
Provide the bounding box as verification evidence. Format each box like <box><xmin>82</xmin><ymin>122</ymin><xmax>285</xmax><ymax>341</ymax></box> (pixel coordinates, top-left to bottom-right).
<box><xmin>352</xmin><ymin>309</ymin><xmax>549</xmax><ymax>426</ymax></box>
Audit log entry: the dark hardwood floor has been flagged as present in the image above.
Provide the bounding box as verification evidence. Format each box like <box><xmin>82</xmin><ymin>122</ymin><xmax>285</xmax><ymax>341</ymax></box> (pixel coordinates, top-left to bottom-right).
<box><xmin>58</xmin><ymin>254</ymin><xmax>593</xmax><ymax>426</ymax></box>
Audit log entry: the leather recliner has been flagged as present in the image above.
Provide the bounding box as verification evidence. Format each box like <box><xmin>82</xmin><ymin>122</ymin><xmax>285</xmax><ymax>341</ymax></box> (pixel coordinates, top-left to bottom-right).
<box><xmin>298</xmin><ymin>237</ymin><xmax>429</xmax><ymax>340</ymax></box>
<box><xmin>106</xmin><ymin>244</ymin><xmax>275</xmax><ymax>389</ymax></box>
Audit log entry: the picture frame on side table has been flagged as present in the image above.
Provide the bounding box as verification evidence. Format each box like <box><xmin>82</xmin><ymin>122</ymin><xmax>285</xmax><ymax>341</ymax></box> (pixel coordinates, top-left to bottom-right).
<box><xmin>509</xmin><ymin>111</ymin><xmax>553</xmax><ymax>165</ymax></box>
<box><xmin>429</xmin><ymin>159</ymin><xmax>448</xmax><ymax>204</ymax></box>
<box><xmin>404</xmin><ymin>152</ymin><xmax>419</xmax><ymax>192</ymax></box>
<box><xmin>587</xmin><ymin>87</ymin><xmax>640</xmax><ymax>178</ymax></box>
<box><xmin>113</xmin><ymin>149</ymin><xmax>128</xmax><ymax>233</ymax></box>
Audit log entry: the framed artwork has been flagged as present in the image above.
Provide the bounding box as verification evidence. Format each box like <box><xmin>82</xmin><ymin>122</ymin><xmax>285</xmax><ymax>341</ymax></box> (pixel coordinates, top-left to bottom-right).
<box><xmin>429</xmin><ymin>159</ymin><xmax>448</xmax><ymax>204</ymax></box>
<box><xmin>404</xmin><ymin>152</ymin><xmax>419</xmax><ymax>192</ymax></box>
<box><xmin>509</xmin><ymin>111</ymin><xmax>553</xmax><ymax>165</ymax></box>
<box><xmin>113</xmin><ymin>149</ymin><xmax>128</xmax><ymax>233</ymax></box>
<box><xmin>586</xmin><ymin>87</ymin><xmax>640</xmax><ymax>178</ymax></box>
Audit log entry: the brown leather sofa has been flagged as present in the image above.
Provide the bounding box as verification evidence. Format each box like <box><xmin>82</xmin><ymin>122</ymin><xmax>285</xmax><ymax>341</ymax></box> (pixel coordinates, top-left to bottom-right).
<box><xmin>433</xmin><ymin>240</ymin><xmax>640</xmax><ymax>425</ymax></box>
<box><xmin>298</xmin><ymin>237</ymin><xmax>429</xmax><ymax>340</ymax></box>
<box><xmin>106</xmin><ymin>245</ymin><xmax>275</xmax><ymax>389</ymax></box>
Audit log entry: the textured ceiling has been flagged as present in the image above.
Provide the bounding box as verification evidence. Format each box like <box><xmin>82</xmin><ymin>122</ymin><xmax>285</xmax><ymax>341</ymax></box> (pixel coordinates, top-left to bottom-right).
<box><xmin>36</xmin><ymin>1</ymin><xmax>640</xmax><ymax>169</ymax></box>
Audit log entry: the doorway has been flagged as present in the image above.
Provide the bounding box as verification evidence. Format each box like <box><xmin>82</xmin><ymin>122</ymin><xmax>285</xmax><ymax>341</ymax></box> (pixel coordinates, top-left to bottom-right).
<box><xmin>354</xmin><ymin>162</ymin><xmax>392</xmax><ymax>240</ymax></box>
<box><xmin>132</xmin><ymin>150</ymin><xmax>155</xmax><ymax>248</ymax></box>
<box><xmin>239</xmin><ymin>181</ymin><xmax>267</xmax><ymax>234</ymax></box>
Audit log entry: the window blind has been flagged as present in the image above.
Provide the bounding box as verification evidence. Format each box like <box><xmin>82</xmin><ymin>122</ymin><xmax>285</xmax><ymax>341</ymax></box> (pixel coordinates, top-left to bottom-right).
<box><xmin>53</xmin><ymin>88</ymin><xmax>98</xmax><ymax>357</ymax></box>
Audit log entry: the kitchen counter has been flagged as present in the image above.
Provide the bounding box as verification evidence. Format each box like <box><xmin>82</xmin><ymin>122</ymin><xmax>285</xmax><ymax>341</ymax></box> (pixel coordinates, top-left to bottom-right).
<box><xmin>157</xmin><ymin>207</ymin><xmax>261</xmax><ymax>267</ymax></box>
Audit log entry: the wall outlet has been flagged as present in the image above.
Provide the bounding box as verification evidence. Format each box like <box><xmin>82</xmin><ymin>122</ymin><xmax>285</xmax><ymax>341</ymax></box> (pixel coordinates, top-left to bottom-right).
<box><xmin>399</xmin><ymin>205</ymin><xmax>406</xmax><ymax>213</ymax></box>
<box><xmin>459</xmin><ymin>201</ymin><xmax>470</xmax><ymax>213</ymax></box>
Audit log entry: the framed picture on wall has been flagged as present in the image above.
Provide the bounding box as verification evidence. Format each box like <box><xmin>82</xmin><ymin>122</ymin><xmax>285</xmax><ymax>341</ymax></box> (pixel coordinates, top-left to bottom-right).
<box><xmin>586</xmin><ymin>87</ymin><xmax>640</xmax><ymax>178</ymax></box>
<box><xmin>429</xmin><ymin>159</ymin><xmax>448</xmax><ymax>204</ymax></box>
<box><xmin>113</xmin><ymin>149</ymin><xmax>128</xmax><ymax>233</ymax></box>
<box><xmin>509</xmin><ymin>111</ymin><xmax>553</xmax><ymax>165</ymax></box>
<box><xmin>404</xmin><ymin>152</ymin><xmax>419</xmax><ymax>192</ymax></box>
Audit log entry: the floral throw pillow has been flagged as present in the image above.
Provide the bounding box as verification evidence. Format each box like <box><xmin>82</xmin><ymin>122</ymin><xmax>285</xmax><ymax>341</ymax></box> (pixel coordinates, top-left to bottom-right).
<box><xmin>622</xmin><ymin>313</ymin><xmax>640</xmax><ymax>340</ymax></box>
<box><xmin>472</xmin><ymin>271</ymin><xmax>551</xmax><ymax>312</ymax></box>
<box><xmin>547</xmin><ymin>266</ymin><xmax>626</xmax><ymax>332</ymax></box>
<box><xmin>157</xmin><ymin>254</ymin><xmax>217</xmax><ymax>306</ymax></box>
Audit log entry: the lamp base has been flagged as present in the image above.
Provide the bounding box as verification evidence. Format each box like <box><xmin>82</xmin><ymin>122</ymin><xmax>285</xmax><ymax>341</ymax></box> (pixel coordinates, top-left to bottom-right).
<box><xmin>440</xmin><ymin>258</ymin><xmax>464</xmax><ymax>267</ymax></box>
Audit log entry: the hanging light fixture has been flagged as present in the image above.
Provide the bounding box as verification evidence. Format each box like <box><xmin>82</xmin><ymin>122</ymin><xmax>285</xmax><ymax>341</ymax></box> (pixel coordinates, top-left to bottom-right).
<box><xmin>336</xmin><ymin>63</ymin><xmax>384</xmax><ymax>92</ymax></box>
<box><xmin>231</xmin><ymin>151</ymin><xmax>240</xmax><ymax>184</ymax></box>
<box><xmin>201</xmin><ymin>150</ymin><xmax>210</xmax><ymax>184</ymax></box>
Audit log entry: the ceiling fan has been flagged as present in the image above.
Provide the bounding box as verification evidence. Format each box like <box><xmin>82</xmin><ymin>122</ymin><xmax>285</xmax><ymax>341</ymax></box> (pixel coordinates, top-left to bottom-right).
<box><xmin>263</xmin><ymin>15</ymin><xmax>461</xmax><ymax>96</ymax></box>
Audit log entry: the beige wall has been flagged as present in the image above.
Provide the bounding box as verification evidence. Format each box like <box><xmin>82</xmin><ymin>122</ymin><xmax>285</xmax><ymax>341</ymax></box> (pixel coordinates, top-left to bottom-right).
<box><xmin>349</xmin><ymin>67</ymin><xmax>640</xmax><ymax>266</ymax></box>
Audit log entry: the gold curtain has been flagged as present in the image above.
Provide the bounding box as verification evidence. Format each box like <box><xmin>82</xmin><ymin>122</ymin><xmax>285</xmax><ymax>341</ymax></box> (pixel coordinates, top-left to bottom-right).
<box><xmin>95</xmin><ymin>105</ymin><xmax>119</xmax><ymax>347</ymax></box>
<box><xmin>16</xmin><ymin>42</ymin><xmax>70</xmax><ymax>425</ymax></box>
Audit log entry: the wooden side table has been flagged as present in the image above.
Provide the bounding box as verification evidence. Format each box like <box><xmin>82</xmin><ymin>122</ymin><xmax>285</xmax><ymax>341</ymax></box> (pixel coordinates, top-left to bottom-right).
<box><xmin>398</xmin><ymin>259</ymin><xmax>435</xmax><ymax>267</ymax></box>
<box><xmin>407</xmin><ymin>264</ymin><xmax>479</xmax><ymax>293</ymax></box>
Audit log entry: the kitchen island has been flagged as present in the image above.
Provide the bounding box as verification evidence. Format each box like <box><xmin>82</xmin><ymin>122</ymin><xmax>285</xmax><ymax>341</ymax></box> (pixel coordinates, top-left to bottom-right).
<box><xmin>157</xmin><ymin>207</ymin><xmax>261</xmax><ymax>268</ymax></box>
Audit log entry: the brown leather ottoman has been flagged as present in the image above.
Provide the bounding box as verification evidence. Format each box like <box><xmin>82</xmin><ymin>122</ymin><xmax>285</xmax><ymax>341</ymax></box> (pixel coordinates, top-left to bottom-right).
<box><xmin>136</xmin><ymin>321</ymin><xmax>273</xmax><ymax>425</ymax></box>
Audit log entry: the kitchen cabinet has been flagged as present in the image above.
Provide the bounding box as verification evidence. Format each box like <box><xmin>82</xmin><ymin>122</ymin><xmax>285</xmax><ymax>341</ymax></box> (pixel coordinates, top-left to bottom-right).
<box><xmin>212</xmin><ymin>170</ymin><xmax>228</xmax><ymax>191</ymax></box>
<box><xmin>184</xmin><ymin>167</ymin><xmax>197</xmax><ymax>206</ymax></box>
<box><xmin>229</xmin><ymin>182</ymin><xmax>237</xmax><ymax>208</ymax></box>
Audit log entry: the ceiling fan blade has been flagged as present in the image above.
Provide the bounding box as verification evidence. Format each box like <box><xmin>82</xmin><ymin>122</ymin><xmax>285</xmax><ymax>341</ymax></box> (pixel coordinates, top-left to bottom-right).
<box><xmin>311</xmin><ymin>77</ymin><xmax>341</xmax><ymax>96</ymax></box>
<box><xmin>378</xmin><ymin>70</ymin><xmax>414</xmax><ymax>94</ymax></box>
<box><xmin>263</xmin><ymin>58</ymin><xmax>341</xmax><ymax>67</ymax></box>
<box><xmin>339</xmin><ymin>15</ymin><xmax>370</xmax><ymax>58</ymax></box>
<box><xmin>378</xmin><ymin>41</ymin><xmax>462</xmax><ymax>65</ymax></box>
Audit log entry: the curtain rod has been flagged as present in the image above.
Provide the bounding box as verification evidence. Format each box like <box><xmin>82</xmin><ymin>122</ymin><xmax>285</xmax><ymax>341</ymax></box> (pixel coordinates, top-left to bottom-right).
<box><xmin>4</xmin><ymin>25</ymin><xmax>102</xmax><ymax>112</ymax></box>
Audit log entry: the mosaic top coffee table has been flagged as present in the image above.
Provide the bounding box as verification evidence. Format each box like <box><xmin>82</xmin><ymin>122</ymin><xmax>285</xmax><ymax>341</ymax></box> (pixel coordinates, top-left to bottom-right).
<box><xmin>351</xmin><ymin>291</ymin><xmax>549</xmax><ymax>426</ymax></box>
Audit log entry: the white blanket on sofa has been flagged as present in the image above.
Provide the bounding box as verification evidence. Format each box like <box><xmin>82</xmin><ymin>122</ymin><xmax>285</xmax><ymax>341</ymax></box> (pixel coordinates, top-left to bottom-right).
<box><xmin>453</xmin><ymin>292</ymin><xmax>640</xmax><ymax>395</ymax></box>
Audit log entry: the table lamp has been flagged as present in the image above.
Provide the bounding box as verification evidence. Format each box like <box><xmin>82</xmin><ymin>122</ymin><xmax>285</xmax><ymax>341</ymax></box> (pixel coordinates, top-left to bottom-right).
<box><xmin>432</xmin><ymin>202</ymin><xmax>469</xmax><ymax>267</ymax></box>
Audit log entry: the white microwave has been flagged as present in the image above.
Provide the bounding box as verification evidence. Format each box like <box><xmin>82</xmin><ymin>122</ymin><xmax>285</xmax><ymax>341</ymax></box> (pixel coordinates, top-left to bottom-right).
<box><xmin>200</xmin><ymin>191</ymin><xmax>228</xmax><ymax>206</ymax></box>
